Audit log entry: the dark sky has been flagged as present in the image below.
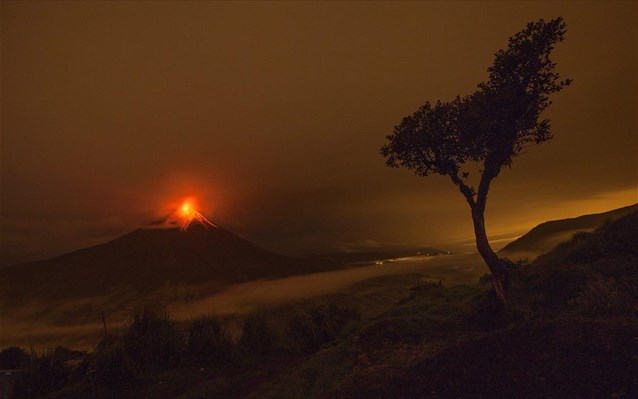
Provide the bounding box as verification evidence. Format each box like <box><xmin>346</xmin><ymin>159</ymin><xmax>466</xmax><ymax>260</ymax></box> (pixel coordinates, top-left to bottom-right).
<box><xmin>1</xmin><ymin>1</ymin><xmax>636</xmax><ymax>264</ymax></box>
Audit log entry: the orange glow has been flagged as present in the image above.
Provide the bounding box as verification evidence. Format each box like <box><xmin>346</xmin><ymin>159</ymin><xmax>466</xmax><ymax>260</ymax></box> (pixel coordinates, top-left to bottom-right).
<box><xmin>171</xmin><ymin>198</ymin><xmax>215</xmax><ymax>230</ymax></box>
<box><xmin>180</xmin><ymin>201</ymin><xmax>196</xmax><ymax>221</ymax></box>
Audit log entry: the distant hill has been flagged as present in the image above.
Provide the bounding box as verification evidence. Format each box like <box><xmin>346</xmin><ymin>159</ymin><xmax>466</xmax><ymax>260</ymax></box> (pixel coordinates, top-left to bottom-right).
<box><xmin>0</xmin><ymin>221</ymin><xmax>336</xmax><ymax>304</ymax></box>
<box><xmin>499</xmin><ymin>203</ymin><xmax>638</xmax><ymax>260</ymax></box>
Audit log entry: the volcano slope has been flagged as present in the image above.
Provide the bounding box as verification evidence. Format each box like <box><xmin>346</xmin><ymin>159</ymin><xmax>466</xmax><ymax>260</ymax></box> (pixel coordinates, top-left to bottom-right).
<box><xmin>0</xmin><ymin>222</ymin><xmax>337</xmax><ymax>305</ymax></box>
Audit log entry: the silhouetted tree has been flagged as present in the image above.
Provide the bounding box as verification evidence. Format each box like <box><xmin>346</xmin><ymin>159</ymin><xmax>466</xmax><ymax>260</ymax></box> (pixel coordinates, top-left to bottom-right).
<box><xmin>381</xmin><ymin>18</ymin><xmax>572</xmax><ymax>303</ymax></box>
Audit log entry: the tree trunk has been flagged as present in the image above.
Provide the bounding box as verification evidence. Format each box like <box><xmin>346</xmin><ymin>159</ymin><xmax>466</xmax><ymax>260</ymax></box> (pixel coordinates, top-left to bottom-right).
<box><xmin>471</xmin><ymin>207</ymin><xmax>507</xmax><ymax>304</ymax></box>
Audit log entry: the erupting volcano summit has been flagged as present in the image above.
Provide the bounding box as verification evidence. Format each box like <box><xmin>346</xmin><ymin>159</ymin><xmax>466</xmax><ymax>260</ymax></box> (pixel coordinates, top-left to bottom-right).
<box><xmin>166</xmin><ymin>200</ymin><xmax>216</xmax><ymax>230</ymax></box>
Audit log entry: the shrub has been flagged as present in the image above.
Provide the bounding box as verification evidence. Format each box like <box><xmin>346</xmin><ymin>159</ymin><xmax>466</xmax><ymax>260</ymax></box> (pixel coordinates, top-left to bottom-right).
<box><xmin>12</xmin><ymin>347</ymin><xmax>72</xmax><ymax>398</ymax></box>
<box><xmin>238</xmin><ymin>312</ymin><xmax>277</xmax><ymax>356</ymax></box>
<box><xmin>397</xmin><ymin>279</ymin><xmax>443</xmax><ymax>305</ymax></box>
<box><xmin>123</xmin><ymin>306</ymin><xmax>185</xmax><ymax>372</ymax></box>
<box><xmin>469</xmin><ymin>287</ymin><xmax>515</xmax><ymax>330</ymax></box>
<box><xmin>96</xmin><ymin>334</ymin><xmax>116</xmax><ymax>353</ymax></box>
<box><xmin>412</xmin><ymin>279</ymin><xmax>443</xmax><ymax>292</ymax></box>
<box><xmin>187</xmin><ymin>315</ymin><xmax>233</xmax><ymax>367</ymax></box>
<box><xmin>287</xmin><ymin>303</ymin><xmax>359</xmax><ymax>353</ymax></box>
<box><xmin>0</xmin><ymin>346</ymin><xmax>29</xmax><ymax>369</ymax></box>
<box><xmin>569</xmin><ymin>275</ymin><xmax>638</xmax><ymax>317</ymax></box>
<box><xmin>90</xmin><ymin>341</ymin><xmax>137</xmax><ymax>387</ymax></box>
<box><xmin>479</xmin><ymin>258</ymin><xmax>526</xmax><ymax>288</ymax></box>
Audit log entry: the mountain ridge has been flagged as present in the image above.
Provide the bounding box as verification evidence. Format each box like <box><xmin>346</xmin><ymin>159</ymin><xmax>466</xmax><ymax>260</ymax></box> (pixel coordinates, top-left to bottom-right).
<box><xmin>500</xmin><ymin>203</ymin><xmax>638</xmax><ymax>259</ymax></box>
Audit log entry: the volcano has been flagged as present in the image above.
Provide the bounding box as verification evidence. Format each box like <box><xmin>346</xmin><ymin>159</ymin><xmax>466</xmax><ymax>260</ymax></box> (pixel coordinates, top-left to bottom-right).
<box><xmin>0</xmin><ymin>218</ymin><xmax>333</xmax><ymax>303</ymax></box>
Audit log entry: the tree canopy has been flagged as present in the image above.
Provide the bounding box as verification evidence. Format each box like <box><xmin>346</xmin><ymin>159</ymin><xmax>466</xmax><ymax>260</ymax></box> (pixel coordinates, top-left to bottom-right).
<box><xmin>381</xmin><ymin>18</ymin><xmax>572</xmax><ymax>205</ymax></box>
<box><xmin>381</xmin><ymin>17</ymin><xmax>572</xmax><ymax>303</ymax></box>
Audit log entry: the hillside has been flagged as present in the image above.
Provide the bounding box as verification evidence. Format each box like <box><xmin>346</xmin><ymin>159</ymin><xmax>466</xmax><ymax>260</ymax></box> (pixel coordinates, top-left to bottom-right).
<box><xmin>245</xmin><ymin>211</ymin><xmax>638</xmax><ymax>399</ymax></box>
<box><xmin>319</xmin><ymin>211</ymin><xmax>638</xmax><ymax>399</ymax></box>
<box><xmin>499</xmin><ymin>203</ymin><xmax>638</xmax><ymax>260</ymax></box>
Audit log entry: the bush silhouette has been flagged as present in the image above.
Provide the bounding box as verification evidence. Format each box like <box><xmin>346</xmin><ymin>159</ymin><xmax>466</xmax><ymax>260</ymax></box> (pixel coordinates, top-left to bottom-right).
<box><xmin>287</xmin><ymin>303</ymin><xmax>359</xmax><ymax>353</ymax></box>
<box><xmin>89</xmin><ymin>341</ymin><xmax>137</xmax><ymax>388</ymax></box>
<box><xmin>0</xmin><ymin>346</ymin><xmax>29</xmax><ymax>369</ymax></box>
<box><xmin>12</xmin><ymin>347</ymin><xmax>72</xmax><ymax>398</ymax></box>
<box><xmin>186</xmin><ymin>315</ymin><xmax>233</xmax><ymax>367</ymax></box>
<box><xmin>238</xmin><ymin>312</ymin><xmax>277</xmax><ymax>356</ymax></box>
<box><xmin>123</xmin><ymin>306</ymin><xmax>185</xmax><ymax>371</ymax></box>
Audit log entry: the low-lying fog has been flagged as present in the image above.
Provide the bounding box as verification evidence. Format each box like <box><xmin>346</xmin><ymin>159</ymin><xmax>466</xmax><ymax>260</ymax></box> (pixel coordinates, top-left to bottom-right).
<box><xmin>168</xmin><ymin>253</ymin><xmax>486</xmax><ymax>318</ymax></box>
<box><xmin>2</xmin><ymin>253</ymin><xmax>489</xmax><ymax>350</ymax></box>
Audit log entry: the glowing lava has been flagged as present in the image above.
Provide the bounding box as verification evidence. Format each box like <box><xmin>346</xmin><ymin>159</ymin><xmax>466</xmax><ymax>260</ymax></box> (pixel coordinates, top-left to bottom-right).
<box><xmin>181</xmin><ymin>202</ymin><xmax>196</xmax><ymax>221</ymax></box>
<box><xmin>172</xmin><ymin>200</ymin><xmax>215</xmax><ymax>230</ymax></box>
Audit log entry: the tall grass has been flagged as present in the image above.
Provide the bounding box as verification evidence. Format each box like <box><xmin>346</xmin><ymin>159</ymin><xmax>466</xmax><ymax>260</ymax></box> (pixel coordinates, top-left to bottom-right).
<box><xmin>569</xmin><ymin>274</ymin><xmax>638</xmax><ymax>316</ymax></box>
<box><xmin>11</xmin><ymin>347</ymin><xmax>75</xmax><ymax>398</ymax></box>
<box><xmin>186</xmin><ymin>315</ymin><xmax>233</xmax><ymax>367</ymax></box>
<box><xmin>238</xmin><ymin>312</ymin><xmax>277</xmax><ymax>357</ymax></box>
<box><xmin>0</xmin><ymin>346</ymin><xmax>29</xmax><ymax>369</ymax></box>
<box><xmin>89</xmin><ymin>341</ymin><xmax>137</xmax><ymax>387</ymax></box>
<box><xmin>287</xmin><ymin>303</ymin><xmax>360</xmax><ymax>353</ymax></box>
<box><xmin>123</xmin><ymin>306</ymin><xmax>185</xmax><ymax>372</ymax></box>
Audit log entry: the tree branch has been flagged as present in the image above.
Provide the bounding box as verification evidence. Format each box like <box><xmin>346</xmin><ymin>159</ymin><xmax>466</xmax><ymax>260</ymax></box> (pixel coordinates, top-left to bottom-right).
<box><xmin>449</xmin><ymin>173</ymin><xmax>476</xmax><ymax>209</ymax></box>
<box><xmin>476</xmin><ymin>157</ymin><xmax>501</xmax><ymax>212</ymax></box>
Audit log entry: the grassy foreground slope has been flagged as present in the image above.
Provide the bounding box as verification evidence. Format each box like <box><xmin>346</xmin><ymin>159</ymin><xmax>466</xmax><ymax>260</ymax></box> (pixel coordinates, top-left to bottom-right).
<box><xmin>253</xmin><ymin>211</ymin><xmax>638</xmax><ymax>399</ymax></box>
